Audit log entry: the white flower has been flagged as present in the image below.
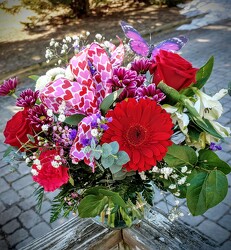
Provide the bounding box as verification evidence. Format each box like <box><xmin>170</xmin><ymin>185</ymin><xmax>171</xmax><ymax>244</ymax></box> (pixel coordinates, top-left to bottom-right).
<box><xmin>46</xmin><ymin>67</ymin><xmax>66</xmax><ymax>78</ymax></box>
<box><xmin>91</xmin><ymin>129</ymin><xmax>98</xmax><ymax>137</ymax></box>
<box><xmin>47</xmin><ymin>109</ymin><xmax>53</xmax><ymax>117</ymax></box>
<box><xmin>55</xmin><ymin>155</ymin><xmax>61</xmax><ymax>161</ymax></box>
<box><xmin>51</xmin><ymin>160</ymin><xmax>60</xmax><ymax>168</ymax></box>
<box><xmin>151</xmin><ymin>166</ymin><xmax>159</xmax><ymax>173</ymax></box>
<box><xmin>37</xmin><ymin>165</ymin><xmax>42</xmax><ymax>170</ymax></box>
<box><xmin>31</xmin><ymin>169</ymin><xmax>38</xmax><ymax>176</ymax></box>
<box><xmin>54</xmin><ymin>42</ymin><xmax>59</xmax><ymax>47</ymax></box>
<box><xmin>65</xmin><ymin>65</ymin><xmax>75</xmax><ymax>80</ymax></box>
<box><xmin>86</xmin><ymin>31</ymin><xmax>90</xmax><ymax>36</ymax></box>
<box><xmin>25</xmin><ymin>158</ymin><xmax>31</xmax><ymax>164</ymax></box>
<box><xmin>194</xmin><ymin>88</ymin><xmax>227</xmax><ymax>121</ymax></box>
<box><xmin>178</xmin><ymin>176</ymin><xmax>187</xmax><ymax>185</ymax></box>
<box><xmin>95</xmin><ymin>33</ymin><xmax>102</xmax><ymax>40</ymax></box>
<box><xmin>34</xmin><ymin>159</ymin><xmax>40</xmax><ymax>165</ymax></box>
<box><xmin>41</xmin><ymin>124</ymin><xmax>49</xmax><ymax>131</ymax></box>
<box><xmin>163</xmin><ymin>105</ymin><xmax>189</xmax><ymax>135</ymax></box>
<box><xmin>35</xmin><ymin>75</ymin><xmax>51</xmax><ymax>92</ymax></box>
<box><xmin>169</xmin><ymin>184</ymin><xmax>176</xmax><ymax>189</ymax></box>
<box><xmin>58</xmin><ymin>114</ymin><xmax>66</xmax><ymax>122</ymax></box>
<box><xmin>139</xmin><ymin>172</ymin><xmax>146</xmax><ymax>180</ymax></box>
<box><xmin>49</xmin><ymin>38</ymin><xmax>55</xmax><ymax>46</ymax></box>
<box><xmin>65</xmin><ymin>36</ymin><xmax>72</xmax><ymax>42</ymax></box>
<box><xmin>181</xmin><ymin>166</ymin><xmax>188</xmax><ymax>173</ymax></box>
<box><xmin>160</xmin><ymin>167</ymin><xmax>173</xmax><ymax>179</ymax></box>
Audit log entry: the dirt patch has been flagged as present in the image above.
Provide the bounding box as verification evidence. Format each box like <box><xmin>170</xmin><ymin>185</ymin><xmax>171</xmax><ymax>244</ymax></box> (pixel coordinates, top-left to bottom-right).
<box><xmin>0</xmin><ymin>1</ymin><xmax>188</xmax><ymax>79</ymax></box>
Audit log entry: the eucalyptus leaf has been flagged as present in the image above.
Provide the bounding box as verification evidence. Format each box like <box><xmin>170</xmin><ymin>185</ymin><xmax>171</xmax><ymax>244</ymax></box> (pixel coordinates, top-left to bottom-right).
<box><xmin>100</xmin><ymin>88</ymin><xmax>124</xmax><ymax>114</ymax></box>
<box><xmin>102</xmin><ymin>143</ymin><xmax>112</xmax><ymax>158</ymax></box>
<box><xmin>78</xmin><ymin>194</ymin><xmax>108</xmax><ymax>218</ymax></box>
<box><xmin>101</xmin><ymin>155</ymin><xmax>114</xmax><ymax>168</ymax></box>
<box><xmin>164</xmin><ymin>144</ymin><xmax>197</xmax><ymax>168</ymax></box>
<box><xmin>116</xmin><ymin>151</ymin><xmax>130</xmax><ymax>166</ymax></box>
<box><xmin>64</xmin><ymin>114</ymin><xmax>85</xmax><ymax>126</ymax></box>
<box><xmin>198</xmin><ymin>149</ymin><xmax>231</xmax><ymax>174</ymax></box>
<box><xmin>109</xmin><ymin>164</ymin><xmax>122</xmax><ymax>174</ymax></box>
<box><xmin>109</xmin><ymin>141</ymin><xmax>119</xmax><ymax>154</ymax></box>
<box><xmin>186</xmin><ymin>170</ymin><xmax>228</xmax><ymax>215</ymax></box>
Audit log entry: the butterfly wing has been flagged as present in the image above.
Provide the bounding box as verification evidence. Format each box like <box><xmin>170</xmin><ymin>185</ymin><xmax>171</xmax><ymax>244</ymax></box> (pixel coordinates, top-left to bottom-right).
<box><xmin>120</xmin><ymin>21</ymin><xmax>149</xmax><ymax>56</ymax></box>
<box><xmin>151</xmin><ymin>36</ymin><xmax>189</xmax><ymax>58</ymax></box>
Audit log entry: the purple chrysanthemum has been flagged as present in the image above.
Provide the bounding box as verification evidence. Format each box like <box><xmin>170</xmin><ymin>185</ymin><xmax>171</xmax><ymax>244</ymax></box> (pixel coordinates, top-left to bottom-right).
<box><xmin>69</xmin><ymin>129</ymin><xmax>77</xmax><ymax>141</ymax></box>
<box><xmin>107</xmin><ymin>67</ymin><xmax>144</xmax><ymax>100</ymax></box>
<box><xmin>130</xmin><ymin>58</ymin><xmax>152</xmax><ymax>75</ymax></box>
<box><xmin>27</xmin><ymin>104</ymin><xmax>53</xmax><ymax>129</ymax></box>
<box><xmin>0</xmin><ymin>77</ymin><xmax>19</xmax><ymax>96</ymax></box>
<box><xmin>16</xmin><ymin>89</ymin><xmax>39</xmax><ymax>107</ymax></box>
<box><xmin>136</xmin><ymin>84</ymin><xmax>166</xmax><ymax>102</ymax></box>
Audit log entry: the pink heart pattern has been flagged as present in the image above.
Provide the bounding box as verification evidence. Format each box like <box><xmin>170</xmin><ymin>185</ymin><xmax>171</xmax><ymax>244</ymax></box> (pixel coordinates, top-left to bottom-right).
<box><xmin>39</xmin><ymin>42</ymin><xmax>124</xmax><ymax>117</ymax></box>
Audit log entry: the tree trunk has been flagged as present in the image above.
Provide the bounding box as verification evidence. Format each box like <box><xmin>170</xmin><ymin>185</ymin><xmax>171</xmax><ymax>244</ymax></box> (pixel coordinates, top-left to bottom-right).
<box><xmin>70</xmin><ymin>0</ymin><xmax>90</xmax><ymax>17</ymax></box>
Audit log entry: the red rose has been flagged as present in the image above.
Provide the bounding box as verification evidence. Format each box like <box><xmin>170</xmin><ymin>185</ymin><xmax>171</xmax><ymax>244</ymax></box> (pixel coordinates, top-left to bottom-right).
<box><xmin>150</xmin><ymin>50</ymin><xmax>198</xmax><ymax>91</ymax></box>
<box><xmin>3</xmin><ymin>108</ymin><xmax>35</xmax><ymax>151</ymax></box>
<box><xmin>31</xmin><ymin>150</ymin><xmax>69</xmax><ymax>192</ymax></box>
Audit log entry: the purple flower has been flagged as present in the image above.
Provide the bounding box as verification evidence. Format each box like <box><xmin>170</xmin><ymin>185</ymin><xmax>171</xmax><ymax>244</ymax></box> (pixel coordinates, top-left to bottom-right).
<box><xmin>16</xmin><ymin>89</ymin><xmax>39</xmax><ymax>107</ymax></box>
<box><xmin>136</xmin><ymin>84</ymin><xmax>166</xmax><ymax>102</ymax></box>
<box><xmin>209</xmin><ymin>142</ymin><xmax>222</xmax><ymax>151</ymax></box>
<box><xmin>69</xmin><ymin>129</ymin><xmax>77</xmax><ymax>140</ymax></box>
<box><xmin>130</xmin><ymin>58</ymin><xmax>152</xmax><ymax>75</ymax></box>
<box><xmin>0</xmin><ymin>77</ymin><xmax>19</xmax><ymax>96</ymax></box>
<box><xmin>27</xmin><ymin>104</ymin><xmax>53</xmax><ymax>129</ymax></box>
<box><xmin>107</xmin><ymin>67</ymin><xmax>144</xmax><ymax>100</ymax></box>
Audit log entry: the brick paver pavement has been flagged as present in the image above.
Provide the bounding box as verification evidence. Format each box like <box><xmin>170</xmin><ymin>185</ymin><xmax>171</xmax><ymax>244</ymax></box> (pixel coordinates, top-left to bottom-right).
<box><xmin>0</xmin><ymin>19</ymin><xmax>231</xmax><ymax>249</ymax></box>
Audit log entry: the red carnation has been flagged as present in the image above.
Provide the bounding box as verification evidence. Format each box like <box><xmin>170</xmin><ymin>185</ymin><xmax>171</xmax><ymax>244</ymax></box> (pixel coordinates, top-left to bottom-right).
<box><xmin>31</xmin><ymin>150</ymin><xmax>69</xmax><ymax>192</ymax></box>
<box><xmin>101</xmin><ymin>98</ymin><xmax>173</xmax><ymax>172</ymax></box>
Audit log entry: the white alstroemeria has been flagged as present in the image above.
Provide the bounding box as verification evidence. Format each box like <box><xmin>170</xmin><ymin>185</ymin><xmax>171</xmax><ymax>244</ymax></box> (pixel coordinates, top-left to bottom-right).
<box><xmin>163</xmin><ymin>105</ymin><xmax>189</xmax><ymax>135</ymax></box>
<box><xmin>194</xmin><ymin>88</ymin><xmax>227</xmax><ymax>121</ymax></box>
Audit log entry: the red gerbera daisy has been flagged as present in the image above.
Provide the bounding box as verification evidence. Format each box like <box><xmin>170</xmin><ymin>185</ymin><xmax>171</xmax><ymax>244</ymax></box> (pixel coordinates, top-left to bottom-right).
<box><xmin>101</xmin><ymin>98</ymin><xmax>173</xmax><ymax>172</ymax></box>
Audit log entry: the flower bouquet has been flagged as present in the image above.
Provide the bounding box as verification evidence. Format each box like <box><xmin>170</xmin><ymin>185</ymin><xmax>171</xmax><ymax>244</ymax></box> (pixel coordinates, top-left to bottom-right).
<box><xmin>1</xmin><ymin>21</ymin><xmax>231</xmax><ymax>228</ymax></box>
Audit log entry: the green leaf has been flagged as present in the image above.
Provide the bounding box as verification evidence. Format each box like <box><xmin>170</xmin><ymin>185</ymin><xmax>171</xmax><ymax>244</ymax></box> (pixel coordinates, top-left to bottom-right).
<box><xmin>34</xmin><ymin>186</ymin><xmax>44</xmax><ymax>212</ymax></box>
<box><xmin>119</xmin><ymin>207</ymin><xmax>132</xmax><ymax>227</ymax></box>
<box><xmin>187</xmin><ymin>170</ymin><xmax>228</xmax><ymax>215</ymax></box>
<box><xmin>101</xmin><ymin>155</ymin><xmax>114</xmax><ymax>168</ymax></box>
<box><xmin>28</xmin><ymin>75</ymin><xmax>40</xmax><ymax>81</ymax></box>
<box><xmin>64</xmin><ymin>114</ymin><xmax>85</xmax><ymax>125</ymax></box>
<box><xmin>109</xmin><ymin>164</ymin><xmax>122</xmax><ymax>174</ymax></box>
<box><xmin>69</xmin><ymin>176</ymin><xmax>75</xmax><ymax>186</ymax></box>
<box><xmin>194</xmin><ymin>56</ymin><xmax>214</xmax><ymax>89</ymax></box>
<box><xmin>109</xmin><ymin>141</ymin><xmax>119</xmax><ymax>154</ymax></box>
<box><xmin>101</xmin><ymin>143</ymin><xmax>112</xmax><ymax>158</ymax></box>
<box><xmin>112</xmin><ymin>169</ymin><xmax>127</xmax><ymax>180</ymax></box>
<box><xmin>27</xmin><ymin>134</ymin><xmax>35</xmax><ymax>143</ymax></box>
<box><xmin>164</xmin><ymin>144</ymin><xmax>197</xmax><ymax>168</ymax></box>
<box><xmin>100</xmin><ymin>88</ymin><xmax>124</xmax><ymax>114</ymax></box>
<box><xmin>78</xmin><ymin>194</ymin><xmax>108</xmax><ymax>218</ymax></box>
<box><xmin>92</xmin><ymin>145</ymin><xmax>102</xmax><ymax>160</ymax></box>
<box><xmin>198</xmin><ymin>149</ymin><xmax>231</xmax><ymax>174</ymax></box>
<box><xmin>115</xmin><ymin>151</ymin><xmax>130</xmax><ymax>166</ymax></box>
<box><xmin>189</xmin><ymin>115</ymin><xmax>224</xmax><ymax>140</ymax></box>
<box><xmin>99</xmin><ymin>189</ymin><xmax>126</xmax><ymax>208</ymax></box>
<box><xmin>3</xmin><ymin>146</ymin><xmax>15</xmax><ymax>158</ymax></box>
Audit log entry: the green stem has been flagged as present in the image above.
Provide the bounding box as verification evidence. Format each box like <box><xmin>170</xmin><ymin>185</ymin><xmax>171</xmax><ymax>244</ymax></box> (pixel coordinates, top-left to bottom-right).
<box><xmin>11</xmin><ymin>93</ymin><xmax>18</xmax><ymax>99</ymax></box>
<box><xmin>158</xmin><ymin>81</ymin><xmax>181</xmax><ymax>102</ymax></box>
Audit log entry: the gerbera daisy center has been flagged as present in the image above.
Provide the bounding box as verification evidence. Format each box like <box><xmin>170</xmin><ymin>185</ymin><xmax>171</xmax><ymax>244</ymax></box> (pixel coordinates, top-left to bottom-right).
<box><xmin>126</xmin><ymin>124</ymin><xmax>146</xmax><ymax>146</ymax></box>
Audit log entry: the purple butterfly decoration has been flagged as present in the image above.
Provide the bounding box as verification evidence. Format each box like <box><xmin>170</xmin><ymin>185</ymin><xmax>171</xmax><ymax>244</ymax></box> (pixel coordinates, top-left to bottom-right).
<box><xmin>120</xmin><ymin>21</ymin><xmax>188</xmax><ymax>59</ymax></box>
